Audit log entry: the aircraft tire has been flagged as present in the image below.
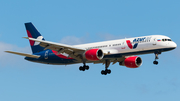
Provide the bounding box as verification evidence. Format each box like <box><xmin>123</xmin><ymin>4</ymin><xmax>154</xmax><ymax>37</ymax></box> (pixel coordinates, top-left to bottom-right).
<box><xmin>79</xmin><ymin>66</ymin><xmax>85</xmax><ymax>71</ymax></box>
<box><xmin>85</xmin><ymin>65</ymin><xmax>89</xmax><ymax>70</ymax></box>
<box><xmin>107</xmin><ymin>69</ymin><xmax>111</xmax><ymax>74</ymax></box>
<box><xmin>153</xmin><ymin>61</ymin><xmax>158</xmax><ymax>65</ymax></box>
<box><xmin>101</xmin><ymin>70</ymin><xmax>107</xmax><ymax>75</ymax></box>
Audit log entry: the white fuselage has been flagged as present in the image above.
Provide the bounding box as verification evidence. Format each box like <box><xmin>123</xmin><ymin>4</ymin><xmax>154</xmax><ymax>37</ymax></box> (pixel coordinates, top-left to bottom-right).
<box><xmin>23</xmin><ymin>35</ymin><xmax>177</xmax><ymax>66</ymax></box>
<box><xmin>74</xmin><ymin>35</ymin><xmax>177</xmax><ymax>56</ymax></box>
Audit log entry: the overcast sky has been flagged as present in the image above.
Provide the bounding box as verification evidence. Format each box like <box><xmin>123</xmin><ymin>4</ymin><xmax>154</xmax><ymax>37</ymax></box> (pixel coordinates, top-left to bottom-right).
<box><xmin>0</xmin><ymin>0</ymin><xmax>180</xmax><ymax>101</ymax></box>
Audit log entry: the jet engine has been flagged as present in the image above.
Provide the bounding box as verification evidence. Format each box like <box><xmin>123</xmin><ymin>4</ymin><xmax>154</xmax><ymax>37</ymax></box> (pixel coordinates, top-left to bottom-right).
<box><xmin>84</xmin><ymin>49</ymin><xmax>104</xmax><ymax>61</ymax></box>
<box><xmin>119</xmin><ymin>56</ymin><xmax>142</xmax><ymax>68</ymax></box>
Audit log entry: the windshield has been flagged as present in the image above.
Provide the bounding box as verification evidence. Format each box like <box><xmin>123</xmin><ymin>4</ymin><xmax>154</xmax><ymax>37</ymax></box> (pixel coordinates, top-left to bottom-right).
<box><xmin>162</xmin><ymin>39</ymin><xmax>172</xmax><ymax>41</ymax></box>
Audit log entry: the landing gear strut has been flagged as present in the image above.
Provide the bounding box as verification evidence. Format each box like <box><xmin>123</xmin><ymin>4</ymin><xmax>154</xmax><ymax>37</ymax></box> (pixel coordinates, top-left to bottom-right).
<box><xmin>153</xmin><ymin>52</ymin><xmax>161</xmax><ymax>65</ymax></box>
<box><xmin>79</xmin><ymin>63</ymin><xmax>89</xmax><ymax>71</ymax></box>
<box><xmin>101</xmin><ymin>60</ymin><xmax>111</xmax><ymax>75</ymax></box>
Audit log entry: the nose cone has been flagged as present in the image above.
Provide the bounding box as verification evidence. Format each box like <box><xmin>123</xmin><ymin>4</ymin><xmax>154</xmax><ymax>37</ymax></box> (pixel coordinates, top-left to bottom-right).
<box><xmin>171</xmin><ymin>42</ymin><xmax>177</xmax><ymax>49</ymax></box>
<box><xmin>173</xmin><ymin>42</ymin><xmax>177</xmax><ymax>48</ymax></box>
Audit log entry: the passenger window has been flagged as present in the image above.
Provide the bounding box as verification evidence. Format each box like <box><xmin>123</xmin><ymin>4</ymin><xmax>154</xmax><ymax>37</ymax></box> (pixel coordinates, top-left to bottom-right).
<box><xmin>162</xmin><ymin>39</ymin><xmax>164</xmax><ymax>41</ymax></box>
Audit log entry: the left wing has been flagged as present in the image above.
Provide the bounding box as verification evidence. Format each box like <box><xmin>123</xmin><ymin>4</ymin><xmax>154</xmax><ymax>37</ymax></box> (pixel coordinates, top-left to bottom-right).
<box><xmin>5</xmin><ymin>51</ymin><xmax>40</xmax><ymax>58</ymax></box>
<box><xmin>23</xmin><ymin>37</ymin><xmax>86</xmax><ymax>61</ymax></box>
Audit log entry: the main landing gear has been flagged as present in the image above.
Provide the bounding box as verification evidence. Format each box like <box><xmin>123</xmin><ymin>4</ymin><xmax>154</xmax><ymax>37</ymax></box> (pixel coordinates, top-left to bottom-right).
<box><xmin>153</xmin><ymin>52</ymin><xmax>161</xmax><ymax>65</ymax></box>
<box><xmin>101</xmin><ymin>60</ymin><xmax>111</xmax><ymax>75</ymax></box>
<box><xmin>79</xmin><ymin>63</ymin><xmax>89</xmax><ymax>71</ymax></box>
<box><xmin>79</xmin><ymin>60</ymin><xmax>111</xmax><ymax>75</ymax></box>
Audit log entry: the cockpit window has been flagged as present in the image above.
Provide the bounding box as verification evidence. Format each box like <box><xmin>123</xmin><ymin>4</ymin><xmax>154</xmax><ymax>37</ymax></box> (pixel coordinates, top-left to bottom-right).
<box><xmin>168</xmin><ymin>39</ymin><xmax>172</xmax><ymax>41</ymax></box>
<box><xmin>162</xmin><ymin>39</ymin><xmax>172</xmax><ymax>41</ymax></box>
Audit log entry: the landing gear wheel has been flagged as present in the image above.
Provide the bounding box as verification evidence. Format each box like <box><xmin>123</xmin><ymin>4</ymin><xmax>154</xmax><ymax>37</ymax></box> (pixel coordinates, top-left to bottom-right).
<box><xmin>82</xmin><ymin>68</ymin><xmax>85</xmax><ymax>71</ymax></box>
<box><xmin>104</xmin><ymin>69</ymin><xmax>111</xmax><ymax>74</ymax></box>
<box><xmin>107</xmin><ymin>69</ymin><xmax>111</xmax><ymax>74</ymax></box>
<box><xmin>85</xmin><ymin>65</ymin><xmax>89</xmax><ymax>70</ymax></box>
<box><xmin>153</xmin><ymin>61</ymin><xmax>158</xmax><ymax>65</ymax></box>
<box><xmin>79</xmin><ymin>66</ymin><xmax>85</xmax><ymax>71</ymax></box>
<box><xmin>101</xmin><ymin>70</ymin><xmax>107</xmax><ymax>75</ymax></box>
<box><xmin>79</xmin><ymin>66</ymin><xmax>82</xmax><ymax>71</ymax></box>
<box><xmin>79</xmin><ymin>64</ymin><xmax>89</xmax><ymax>71</ymax></box>
<box><xmin>101</xmin><ymin>70</ymin><xmax>104</xmax><ymax>75</ymax></box>
<box><xmin>101</xmin><ymin>69</ymin><xmax>111</xmax><ymax>75</ymax></box>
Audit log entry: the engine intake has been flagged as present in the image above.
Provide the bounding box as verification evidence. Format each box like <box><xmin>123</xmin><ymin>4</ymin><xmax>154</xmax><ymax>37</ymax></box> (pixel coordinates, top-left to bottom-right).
<box><xmin>85</xmin><ymin>49</ymin><xmax>104</xmax><ymax>61</ymax></box>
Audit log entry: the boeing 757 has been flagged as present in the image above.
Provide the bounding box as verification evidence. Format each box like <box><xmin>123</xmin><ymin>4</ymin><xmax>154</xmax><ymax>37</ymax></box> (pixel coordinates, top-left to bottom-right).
<box><xmin>5</xmin><ymin>22</ymin><xmax>177</xmax><ymax>75</ymax></box>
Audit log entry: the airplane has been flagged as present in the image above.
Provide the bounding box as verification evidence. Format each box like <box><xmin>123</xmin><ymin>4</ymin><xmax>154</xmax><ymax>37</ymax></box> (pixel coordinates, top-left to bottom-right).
<box><xmin>5</xmin><ymin>22</ymin><xmax>177</xmax><ymax>75</ymax></box>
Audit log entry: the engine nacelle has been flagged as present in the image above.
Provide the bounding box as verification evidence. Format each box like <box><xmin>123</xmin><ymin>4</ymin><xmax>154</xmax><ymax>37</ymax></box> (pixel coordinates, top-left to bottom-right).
<box><xmin>84</xmin><ymin>49</ymin><xmax>104</xmax><ymax>61</ymax></box>
<box><xmin>120</xmin><ymin>56</ymin><xmax>142</xmax><ymax>68</ymax></box>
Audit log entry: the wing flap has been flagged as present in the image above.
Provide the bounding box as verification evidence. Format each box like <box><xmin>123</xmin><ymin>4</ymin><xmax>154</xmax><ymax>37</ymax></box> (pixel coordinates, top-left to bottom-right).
<box><xmin>5</xmin><ymin>51</ymin><xmax>40</xmax><ymax>58</ymax></box>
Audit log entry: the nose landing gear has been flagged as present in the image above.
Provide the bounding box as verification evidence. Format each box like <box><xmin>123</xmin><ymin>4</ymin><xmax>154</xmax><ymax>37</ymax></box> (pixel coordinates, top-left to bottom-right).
<box><xmin>153</xmin><ymin>52</ymin><xmax>161</xmax><ymax>65</ymax></box>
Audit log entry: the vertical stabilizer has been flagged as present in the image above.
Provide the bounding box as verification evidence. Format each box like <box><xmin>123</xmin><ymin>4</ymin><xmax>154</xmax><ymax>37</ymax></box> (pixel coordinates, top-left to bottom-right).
<box><xmin>25</xmin><ymin>22</ymin><xmax>45</xmax><ymax>54</ymax></box>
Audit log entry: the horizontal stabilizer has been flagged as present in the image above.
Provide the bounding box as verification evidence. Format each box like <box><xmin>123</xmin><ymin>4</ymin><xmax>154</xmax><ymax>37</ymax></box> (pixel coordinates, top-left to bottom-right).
<box><xmin>5</xmin><ymin>51</ymin><xmax>40</xmax><ymax>58</ymax></box>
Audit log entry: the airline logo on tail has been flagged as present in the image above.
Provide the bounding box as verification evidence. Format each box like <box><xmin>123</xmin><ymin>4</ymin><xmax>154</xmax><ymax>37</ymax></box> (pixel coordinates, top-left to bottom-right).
<box><xmin>26</xmin><ymin>30</ymin><xmax>44</xmax><ymax>46</ymax></box>
<box><xmin>34</xmin><ymin>36</ymin><xmax>44</xmax><ymax>45</ymax></box>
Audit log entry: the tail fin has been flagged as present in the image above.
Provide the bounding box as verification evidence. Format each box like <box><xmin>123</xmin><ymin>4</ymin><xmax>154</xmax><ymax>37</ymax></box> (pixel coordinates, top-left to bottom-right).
<box><xmin>25</xmin><ymin>22</ymin><xmax>45</xmax><ymax>54</ymax></box>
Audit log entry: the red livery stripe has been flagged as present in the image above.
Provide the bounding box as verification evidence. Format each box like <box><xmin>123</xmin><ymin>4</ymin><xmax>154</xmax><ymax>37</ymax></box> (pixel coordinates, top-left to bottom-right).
<box><xmin>52</xmin><ymin>50</ymin><xmax>73</xmax><ymax>59</ymax></box>
<box><xmin>126</xmin><ymin>40</ymin><xmax>133</xmax><ymax>49</ymax></box>
<box><xmin>26</xmin><ymin>30</ymin><xmax>35</xmax><ymax>46</ymax></box>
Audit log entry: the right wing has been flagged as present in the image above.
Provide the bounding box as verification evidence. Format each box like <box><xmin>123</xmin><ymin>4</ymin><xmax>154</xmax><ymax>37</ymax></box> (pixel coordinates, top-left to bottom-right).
<box><xmin>5</xmin><ymin>51</ymin><xmax>40</xmax><ymax>58</ymax></box>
